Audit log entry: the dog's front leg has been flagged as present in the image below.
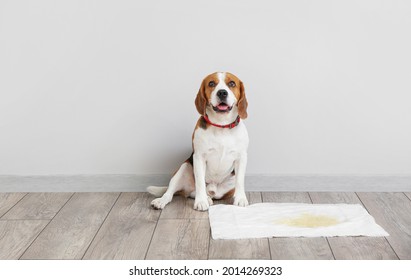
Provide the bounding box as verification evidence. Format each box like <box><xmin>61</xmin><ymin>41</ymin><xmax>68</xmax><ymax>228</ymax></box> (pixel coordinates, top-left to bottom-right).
<box><xmin>193</xmin><ymin>153</ymin><xmax>210</xmax><ymax>211</ymax></box>
<box><xmin>233</xmin><ymin>153</ymin><xmax>249</xmax><ymax>207</ymax></box>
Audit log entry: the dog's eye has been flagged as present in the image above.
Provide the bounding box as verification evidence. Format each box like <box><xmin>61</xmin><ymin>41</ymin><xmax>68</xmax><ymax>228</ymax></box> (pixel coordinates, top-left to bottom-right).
<box><xmin>228</xmin><ymin>81</ymin><xmax>236</xmax><ymax>87</ymax></box>
<box><xmin>208</xmin><ymin>81</ymin><xmax>216</xmax><ymax>87</ymax></box>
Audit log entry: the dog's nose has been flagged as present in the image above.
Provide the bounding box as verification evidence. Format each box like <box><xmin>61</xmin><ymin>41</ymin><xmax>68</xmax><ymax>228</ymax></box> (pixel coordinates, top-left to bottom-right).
<box><xmin>217</xmin><ymin>89</ymin><xmax>228</xmax><ymax>99</ymax></box>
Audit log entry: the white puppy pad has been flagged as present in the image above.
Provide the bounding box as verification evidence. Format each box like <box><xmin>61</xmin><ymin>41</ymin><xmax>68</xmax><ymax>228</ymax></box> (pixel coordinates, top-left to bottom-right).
<box><xmin>208</xmin><ymin>203</ymin><xmax>388</xmax><ymax>239</ymax></box>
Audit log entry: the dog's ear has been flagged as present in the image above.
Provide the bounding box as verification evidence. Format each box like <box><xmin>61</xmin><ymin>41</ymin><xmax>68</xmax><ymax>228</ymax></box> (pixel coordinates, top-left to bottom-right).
<box><xmin>195</xmin><ymin>80</ymin><xmax>207</xmax><ymax>115</ymax></box>
<box><xmin>238</xmin><ymin>80</ymin><xmax>248</xmax><ymax>119</ymax></box>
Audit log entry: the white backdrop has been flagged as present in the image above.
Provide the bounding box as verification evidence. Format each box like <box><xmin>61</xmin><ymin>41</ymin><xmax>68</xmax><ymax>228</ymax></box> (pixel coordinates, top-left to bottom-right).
<box><xmin>1</xmin><ymin>0</ymin><xmax>411</xmax><ymax>176</ymax></box>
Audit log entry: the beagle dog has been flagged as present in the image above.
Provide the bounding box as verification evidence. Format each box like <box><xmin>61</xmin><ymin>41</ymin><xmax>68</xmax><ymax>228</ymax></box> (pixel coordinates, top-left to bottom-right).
<box><xmin>147</xmin><ymin>72</ymin><xmax>249</xmax><ymax>211</ymax></box>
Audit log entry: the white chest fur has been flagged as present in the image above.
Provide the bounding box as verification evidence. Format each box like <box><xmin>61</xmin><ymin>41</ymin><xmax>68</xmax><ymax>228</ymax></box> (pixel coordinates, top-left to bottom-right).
<box><xmin>193</xmin><ymin>122</ymin><xmax>249</xmax><ymax>184</ymax></box>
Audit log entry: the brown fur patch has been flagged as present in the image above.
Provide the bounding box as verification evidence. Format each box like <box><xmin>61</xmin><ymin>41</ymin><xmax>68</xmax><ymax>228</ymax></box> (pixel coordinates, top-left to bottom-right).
<box><xmin>221</xmin><ymin>188</ymin><xmax>236</xmax><ymax>200</ymax></box>
<box><xmin>192</xmin><ymin>116</ymin><xmax>210</xmax><ymax>147</ymax></box>
<box><xmin>238</xmin><ymin>80</ymin><xmax>248</xmax><ymax>119</ymax></box>
<box><xmin>196</xmin><ymin>116</ymin><xmax>208</xmax><ymax>130</ymax></box>
<box><xmin>225</xmin><ymin>72</ymin><xmax>248</xmax><ymax>119</ymax></box>
<box><xmin>225</xmin><ymin>72</ymin><xmax>242</xmax><ymax>101</ymax></box>
<box><xmin>185</xmin><ymin>152</ymin><xmax>194</xmax><ymax>166</ymax></box>
<box><xmin>195</xmin><ymin>72</ymin><xmax>221</xmax><ymax>115</ymax></box>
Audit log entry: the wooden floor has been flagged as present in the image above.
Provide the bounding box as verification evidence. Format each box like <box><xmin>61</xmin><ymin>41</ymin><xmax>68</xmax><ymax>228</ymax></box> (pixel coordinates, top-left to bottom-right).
<box><xmin>0</xmin><ymin>192</ymin><xmax>410</xmax><ymax>260</ymax></box>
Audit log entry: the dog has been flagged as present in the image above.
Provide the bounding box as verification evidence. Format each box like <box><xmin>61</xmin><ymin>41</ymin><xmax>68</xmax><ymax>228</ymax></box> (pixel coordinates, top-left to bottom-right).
<box><xmin>147</xmin><ymin>72</ymin><xmax>249</xmax><ymax>211</ymax></box>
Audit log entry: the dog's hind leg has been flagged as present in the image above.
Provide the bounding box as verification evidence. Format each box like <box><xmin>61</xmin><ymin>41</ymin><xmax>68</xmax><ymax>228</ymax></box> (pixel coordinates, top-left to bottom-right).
<box><xmin>149</xmin><ymin>162</ymin><xmax>194</xmax><ymax>210</ymax></box>
<box><xmin>146</xmin><ymin>186</ymin><xmax>168</xmax><ymax>197</ymax></box>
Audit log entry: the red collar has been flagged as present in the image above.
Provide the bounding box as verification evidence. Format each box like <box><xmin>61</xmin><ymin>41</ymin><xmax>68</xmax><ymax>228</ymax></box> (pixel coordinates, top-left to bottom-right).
<box><xmin>203</xmin><ymin>115</ymin><xmax>241</xmax><ymax>129</ymax></box>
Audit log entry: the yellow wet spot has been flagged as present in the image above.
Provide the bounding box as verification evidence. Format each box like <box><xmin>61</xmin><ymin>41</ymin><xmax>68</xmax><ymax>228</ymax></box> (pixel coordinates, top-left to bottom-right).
<box><xmin>277</xmin><ymin>213</ymin><xmax>340</xmax><ymax>228</ymax></box>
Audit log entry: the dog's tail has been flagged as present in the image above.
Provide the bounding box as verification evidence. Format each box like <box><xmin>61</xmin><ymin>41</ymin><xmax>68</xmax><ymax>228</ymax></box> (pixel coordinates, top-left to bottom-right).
<box><xmin>147</xmin><ymin>186</ymin><xmax>168</xmax><ymax>197</ymax></box>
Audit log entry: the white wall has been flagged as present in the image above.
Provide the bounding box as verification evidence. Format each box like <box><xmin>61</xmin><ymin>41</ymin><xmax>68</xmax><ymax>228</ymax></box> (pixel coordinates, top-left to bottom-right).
<box><xmin>1</xmin><ymin>0</ymin><xmax>410</xmax><ymax>176</ymax></box>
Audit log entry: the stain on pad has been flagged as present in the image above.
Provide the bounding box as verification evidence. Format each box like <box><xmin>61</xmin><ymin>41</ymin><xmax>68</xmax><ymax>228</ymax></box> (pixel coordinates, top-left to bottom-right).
<box><xmin>277</xmin><ymin>213</ymin><xmax>340</xmax><ymax>228</ymax></box>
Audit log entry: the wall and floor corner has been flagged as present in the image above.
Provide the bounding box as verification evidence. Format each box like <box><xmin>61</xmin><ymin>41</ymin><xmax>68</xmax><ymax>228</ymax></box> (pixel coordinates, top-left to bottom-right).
<box><xmin>1</xmin><ymin>1</ymin><xmax>410</xmax><ymax>192</ymax></box>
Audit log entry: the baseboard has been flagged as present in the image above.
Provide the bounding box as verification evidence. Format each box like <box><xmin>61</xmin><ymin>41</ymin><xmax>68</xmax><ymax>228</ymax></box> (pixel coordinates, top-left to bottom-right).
<box><xmin>247</xmin><ymin>175</ymin><xmax>411</xmax><ymax>192</ymax></box>
<box><xmin>1</xmin><ymin>174</ymin><xmax>411</xmax><ymax>192</ymax></box>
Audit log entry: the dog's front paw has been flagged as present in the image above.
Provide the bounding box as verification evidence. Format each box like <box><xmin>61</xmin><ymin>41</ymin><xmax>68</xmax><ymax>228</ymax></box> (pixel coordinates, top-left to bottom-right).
<box><xmin>194</xmin><ymin>197</ymin><xmax>210</xmax><ymax>211</ymax></box>
<box><xmin>233</xmin><ymin>195</ymin><xmax>249</xmax><ymax>207</ymax></box>
<box><xmin>151</xmin><ymin>196</ymin><xmax>171</xmax><ymax>210</ymax></box>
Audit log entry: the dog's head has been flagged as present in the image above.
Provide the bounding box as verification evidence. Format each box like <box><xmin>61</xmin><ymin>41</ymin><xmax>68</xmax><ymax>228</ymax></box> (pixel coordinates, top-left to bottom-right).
<box><xmin>195</xmin><ymin>72</ymin><xmax>248</xmax><ymax>119</ymax></box>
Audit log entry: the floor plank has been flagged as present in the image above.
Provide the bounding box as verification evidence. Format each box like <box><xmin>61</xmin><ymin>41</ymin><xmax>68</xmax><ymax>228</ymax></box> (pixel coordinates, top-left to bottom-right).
<box><xmin>209</xmin><ymin>192</ymin><xmax>271</xmax><ymax>259</ymax></box>
<box><xmin>357</xmin><ymin>192</ymin><xmax>411</xmax><ymax>259</ymax></box>
<box><xmin>0</xmin><ymin>193</ymin><xmax>26</xmax><ymax>218</ymax></box>
<box><xmin>405</xmin><ymin>193</ymin><xmax>411</xmax><ymax>201</ymax></box>
<box><xmin>262</xmin><ymin>192</ymin><xmax>312</xmax><ymax>203</ymax></box>
<box><xmin>269</xmin><ymin>237</ymin><xmax>334</xmax><ymax>260</ymax></box>
<box><xmin>0</xmin><ymin>220</ymin><xmax>48</xmax><ymax>259</ymax></box>
<box><xmin>83</xmin><ymin>193</ymin><xmax>161</xmax><ymax>259</ymax></box>
<box><xmin>309</xmin><ymin>192</ymin><xmax>398</xmax><ymax>260</ymax></box>
<box><xmin>2</xmin><ymin>193</ymin><xmax>73</xmax><ymax>220</ymax></box>
<box><xmin>262</xmin><ymin>192</ymin><xmax>334</xmax><ymax>260</ymax></box>
<box><xmin>309</xmin><ymin>192</ymin><xmax>360</xmax><ymax>204</ymax></box>
<box><xmin>20</xmin><ymin>192</ymin><xmax>119</xmax><ymax>260</ymax></box>
<box><xmin>146</xmin><ymin>219</ymin><xmax>210</xmax><ymax>259</ymax></box>
<box><xmin>159</xmin><ymin>195</ymin><xmax>208</xmax><ymax>220</ymax></box>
